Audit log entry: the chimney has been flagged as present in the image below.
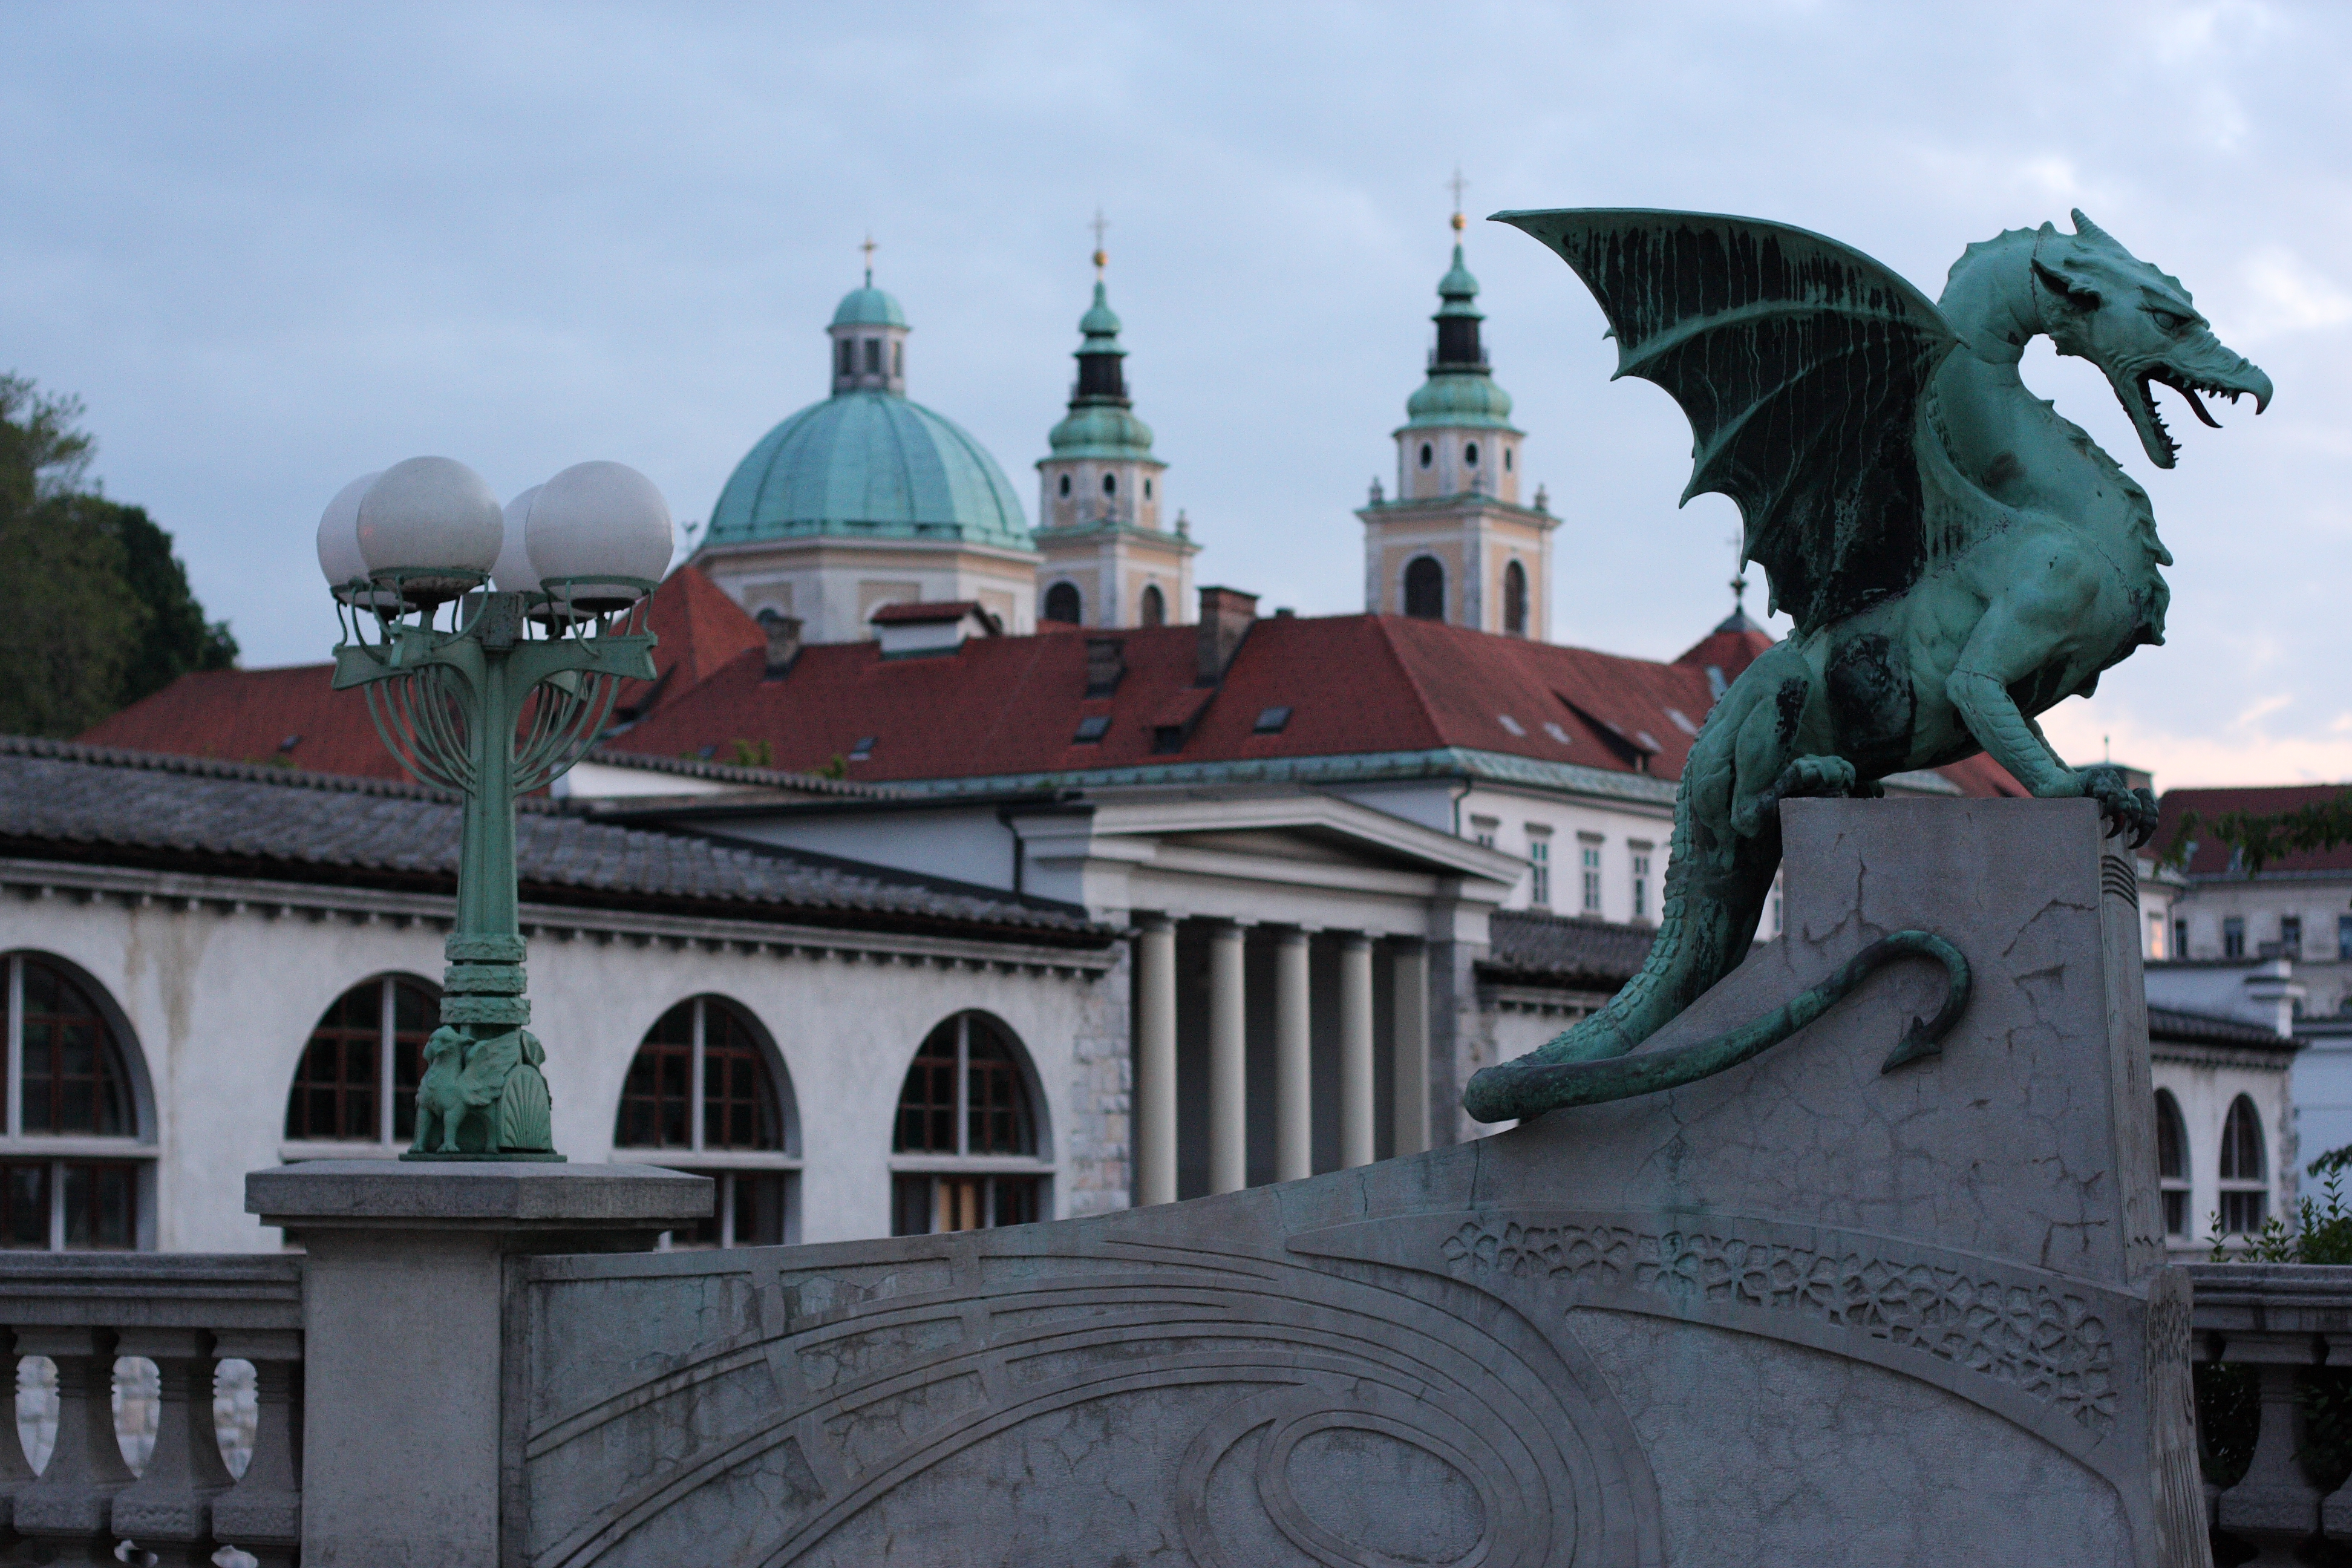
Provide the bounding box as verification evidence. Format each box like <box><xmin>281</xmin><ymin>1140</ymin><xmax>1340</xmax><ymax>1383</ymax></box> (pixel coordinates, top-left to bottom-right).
<box><xmin>758</xmin><ymin>609</ymin><xmax>803</xmax><ymax>678</ymax></box>
<box><xmin>1084</xmin><ymin>636</ymin><xmax>1126</xmax><ymax>697</ymax></box>
<box><xmin>1195</xmin><ymin>586</ymin><xmax>1258</xmax><ymax>685</ymax></box>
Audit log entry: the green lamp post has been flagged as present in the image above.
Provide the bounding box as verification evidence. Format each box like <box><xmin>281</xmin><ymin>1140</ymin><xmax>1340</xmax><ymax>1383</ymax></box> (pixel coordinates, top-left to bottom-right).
<box><xmin>318</xmin><ymin>456</ymin><xmax>670</xmax><ymax>1160</ymax></box>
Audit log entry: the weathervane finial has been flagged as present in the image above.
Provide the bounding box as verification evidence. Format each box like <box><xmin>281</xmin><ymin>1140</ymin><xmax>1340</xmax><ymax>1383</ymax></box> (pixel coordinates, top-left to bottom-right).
<box><xmin>1089</xmin><ymin>209</ymin><xmax>1109</xmax><ymax>275</ymax></box>
<box><xmin>860</xmin><ymin>234</ymin><xmax>877</xmax><ymax>286</ymax></box>
<box><xmin>1448</xmin><ymin>166</ymin><xmax>1469</xmax><ymax>234</ymax></box>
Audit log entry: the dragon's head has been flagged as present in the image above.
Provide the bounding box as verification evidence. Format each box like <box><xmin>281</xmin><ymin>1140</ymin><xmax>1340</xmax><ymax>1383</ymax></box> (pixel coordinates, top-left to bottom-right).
<box><xmin>2031</xmin><ymin>209</ymin><xmax>2272</xmax><ymax>469</ymax></box>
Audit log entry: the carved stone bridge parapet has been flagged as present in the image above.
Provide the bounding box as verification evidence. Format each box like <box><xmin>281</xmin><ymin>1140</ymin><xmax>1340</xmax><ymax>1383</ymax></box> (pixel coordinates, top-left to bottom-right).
<box><xmin>487</xmin><ymin>799</ymin><xmax>2206</xmax><ymax>1568</ymax></box>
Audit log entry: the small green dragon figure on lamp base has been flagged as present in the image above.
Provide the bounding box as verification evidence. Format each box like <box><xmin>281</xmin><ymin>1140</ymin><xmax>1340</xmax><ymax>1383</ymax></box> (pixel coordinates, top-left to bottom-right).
<box><xmin>1463</xmin><ymin>208</ymin><xmax>2271</xmax><ymax>1123</ymax></box>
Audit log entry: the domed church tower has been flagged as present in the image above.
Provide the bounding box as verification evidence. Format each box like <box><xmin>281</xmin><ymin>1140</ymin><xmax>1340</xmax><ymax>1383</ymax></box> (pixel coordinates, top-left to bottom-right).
<box><xmin>1033</xmin><ymin>232</ymin><xmax>1197</xmax><ymax>627</ymax></box>
<box><xmin>691</xmin><ymin>253</ymin><xmax>1040</xmax><ymax>643</ymax></box>
<box><xmin>1357</xmin><ymin>204</ymin><xmax>1557</xmax><ymax>637</ymax></box>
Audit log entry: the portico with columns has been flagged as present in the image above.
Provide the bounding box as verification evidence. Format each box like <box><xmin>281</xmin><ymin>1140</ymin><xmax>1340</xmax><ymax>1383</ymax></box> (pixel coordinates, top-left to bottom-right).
<box><xmin>1005</xmin><ymin>790</ymin><xmax>1518</xmax><ymax>1203</ymax></box>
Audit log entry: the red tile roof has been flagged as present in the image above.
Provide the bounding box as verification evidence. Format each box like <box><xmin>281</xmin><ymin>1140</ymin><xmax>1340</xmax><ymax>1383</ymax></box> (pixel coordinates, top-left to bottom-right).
<box><xmin>76</xmin><ymin>566</ymin><xmax>762</xmax><ymax>782</ymax></box>
<box><xmin>2157</xmin><ymin>783</ymin><xmax>2352</xmax><ymax>875</ymax></box>
<box><xmin>72</xmin><ymin>583</ymin><xmax>2023</xmax><ymax>802</ymax></box>
<box><xmin>608</xmin><ymin>610</ymin><xmax>2022</xmax><ymax>797</ymax></box>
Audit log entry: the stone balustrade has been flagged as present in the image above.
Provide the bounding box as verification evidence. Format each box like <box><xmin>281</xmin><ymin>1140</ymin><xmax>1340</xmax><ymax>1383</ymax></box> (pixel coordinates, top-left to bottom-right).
<box><xmin>2191</xmin><ymin>1262</ymin><xmax>2352</xmax><ymax>1566</ymax></box>
<box><xmin>0</xmin><ymin>1254</ymin><xmax>302</xmax><ymax>1568</ymax></box>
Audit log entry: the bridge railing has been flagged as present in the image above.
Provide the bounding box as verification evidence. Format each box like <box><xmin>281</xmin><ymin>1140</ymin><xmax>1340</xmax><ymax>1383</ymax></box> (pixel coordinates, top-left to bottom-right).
<box><xmin>2191</xmin><ymin>1262</ymin><xmax>2352</xmax><ymax>1565</ymax></box>
<box><xmin>0</xmin><ymin>1253</ymin><xmax>303</xmax><ymax>1568</ymax></box>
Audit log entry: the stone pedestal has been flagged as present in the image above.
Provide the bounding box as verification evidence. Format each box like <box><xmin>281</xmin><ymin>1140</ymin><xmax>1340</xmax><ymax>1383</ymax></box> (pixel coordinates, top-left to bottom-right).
<box><xmin>381</xmin><ymin>800</ymin><xmax>2206</xmax><ymax>1566</ymax></box>
<box><xmin>245</xmin><ymin>1162</ymin><xmax>708</xmax><ymax>1568</ymax></box>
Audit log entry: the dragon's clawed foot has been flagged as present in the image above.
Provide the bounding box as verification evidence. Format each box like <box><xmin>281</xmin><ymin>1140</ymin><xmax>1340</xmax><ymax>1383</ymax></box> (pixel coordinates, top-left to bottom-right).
<box><xmin>2077</xmin><ymin>765</ymin><xmax>2160</xmax><ymax>848</ymax></box>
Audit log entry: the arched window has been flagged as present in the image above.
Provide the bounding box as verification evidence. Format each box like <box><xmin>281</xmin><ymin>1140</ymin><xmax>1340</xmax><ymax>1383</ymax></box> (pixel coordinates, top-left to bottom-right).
<box><xmin>1143</xmin><ymin>478</ymin><xmax>1152</xmax><ymax>499</ymax></box>
<box><xmin>2154</xmin><ymin>1089</ymin><xmax>2189</xmax><ymax>1238</ymax></box>
<box><xmin>1464</xmin><ymin>442</ymin><xmax>1480</xmax><ymax>468</ymax></box>
<box><xmin>1043</xmin><ymin>581</ymin><xmax>1082</xmax><ymax>625</ymax></box>
<box><xmin>863</xmin><ymin>338</ymin><xmax>881</xmax><ymax>374</ymax></box>
<box><xmin>1058</xmin><ymin>474</ymin><xmax>1071</xmax><ymax>497</ymax></box>
<box><xmin>4</xmin><ymin>952</ymin><xmax>151</xmax><ymax>1251</ymax></box>
<box><xmin>1403</xmin><ymin>556</ymin><xmax>1445</xmax><ymax>621</ymax></box>
<box><xmin>2219</xmin><ymin>1094</ymin><xmax>2267</xmax><ymax>1235</ymax></box>
<box><xmin>615</xmin><ymin>996</ymin><xmax>799</xmax><ymax>1248</ymax></box>
<box><xmin>890</xmin><ymin>1013</ymin><xmax>1047</xmax><ymax>1235</ymax></box>
<box><xmin>285</xmin><ymin>974</ymin><xmax>436</xmax><ymax>1147</ymax></box>
<box><xmin>1139</xmin><ymin>584</ymin><xmax>1166</xmax><ymax>627</ymax></box>
<box><xmin>892</xmin><ymin>341</ymin><xmax>903</xmax><ymax>377</ymax></box>
<box><xmin>836</xmin><ymin>338</ymin><xmax>852</xmax><ymax>379</ymax></box>
<box><xmin>1102</xmin><ymin>472</ymin><xmax>1117</xmax><ymax>496</ymax></box>
<box><xmin>1503</xmin><ymin>559</ymin><xmax>1529</xmax><ymax>637</ymax></box>
<box><xmin>1503</xmin><ymin>447</ymin><xmax>1512</xmax><ymax>471</ymax></box>
<box><xmin>1419</xmin><ymin>442</ymin><xmax>1434</xmax><ymax>469</ymax></box>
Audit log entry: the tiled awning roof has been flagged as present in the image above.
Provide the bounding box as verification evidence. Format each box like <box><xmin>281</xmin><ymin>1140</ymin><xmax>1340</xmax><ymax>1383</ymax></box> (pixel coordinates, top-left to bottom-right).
<box><xmin>0</xmin><ymin>738</ymin><xmax>1108</xmax><ymax>946</ymax></box>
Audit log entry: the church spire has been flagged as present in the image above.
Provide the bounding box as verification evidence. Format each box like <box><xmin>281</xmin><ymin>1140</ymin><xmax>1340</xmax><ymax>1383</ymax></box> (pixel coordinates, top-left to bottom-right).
<box><xmin>1071</xmin><ymin>212</ymin><xmax>1129</xmax><ymax>405</ymax></box>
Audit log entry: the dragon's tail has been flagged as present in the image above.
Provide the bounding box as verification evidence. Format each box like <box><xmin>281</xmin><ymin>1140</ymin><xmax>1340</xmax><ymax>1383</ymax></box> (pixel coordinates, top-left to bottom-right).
<box><xmin>1463</xmin><ymin>747</ymin><xmax>1781</xmax><ymax>1122</ymax></box>
<box><xmin>1461</xmin><ymin>932</ymin><xmax>1970</xmax><ymax>1119</ymax></box>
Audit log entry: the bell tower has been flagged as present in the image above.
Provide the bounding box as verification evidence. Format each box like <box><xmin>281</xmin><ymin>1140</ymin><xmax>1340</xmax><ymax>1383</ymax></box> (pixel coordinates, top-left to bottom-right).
<box><xmin>1033</xmin><ymin>218</ymin><xmax>1197</xmax><ymax>628</ymax></box>
<box><xmin>1357</xmin><ymin>185</ymin><xmax>1557</xmax><ymax>637</ymax></box>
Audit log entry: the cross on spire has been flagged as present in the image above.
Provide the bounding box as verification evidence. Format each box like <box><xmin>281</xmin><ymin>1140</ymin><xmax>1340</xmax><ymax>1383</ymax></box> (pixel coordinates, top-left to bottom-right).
<box><xmin>860</xmin><ymin>233</ymin><xmax>877</xmax><ymax>286</ymax></box>
<box><xmin>1448</xmin><ymin>166</ymin><xmax>1469</xmax><ymax>233</ymax></box>
<box><xmin>1089</xmin><ymin>209</ymin><xmax>1109</xmax><ymax>274</ymax></box>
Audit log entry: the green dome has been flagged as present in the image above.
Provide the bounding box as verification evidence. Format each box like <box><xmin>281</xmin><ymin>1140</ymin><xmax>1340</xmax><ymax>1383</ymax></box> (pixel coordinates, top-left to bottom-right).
<box><xmin>1403</xmin><ymin>371</ymin><xmax>1515</xmax><ymax>430</ymax></box>
<box><xmin>707</xmin><ymin>391</ymin><xmax>1031</xmax><ymax>549</ymax></box>
<box><xmin>831</xmin><ymin>284</ymin><xmax>907</xmax><ymax>328</ymax></box>
<box><xmin>1047</xmin><ymin>402</ymin><xmax>1155</xmax><ymax>460</ymax></box>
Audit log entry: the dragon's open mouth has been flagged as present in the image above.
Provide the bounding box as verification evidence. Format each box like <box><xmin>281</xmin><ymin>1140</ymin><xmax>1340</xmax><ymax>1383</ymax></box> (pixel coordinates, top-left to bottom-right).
<box><xmin>2120</xmin><ymin>362</ymin><xmax>2271</xmax><ymax>469</ymax></box>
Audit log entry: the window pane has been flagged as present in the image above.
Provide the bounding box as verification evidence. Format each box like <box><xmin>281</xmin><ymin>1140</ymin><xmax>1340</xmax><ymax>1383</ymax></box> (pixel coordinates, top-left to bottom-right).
<box><xmin>733</xmin><ymin>1172</ymin><xmax>787</xmax><ymax>1246</ymax></box>
<box><xmin>61</xmin><ymin>1163</ymin><xmax>135</xmax><ymax>1250</ymax></box>
<box><xmin>2221</xmin><ymin>1096</ymin><xmax>2264</xmax><ymax>1181</ymax></box>
<box><xmin>2221</xmin><ymin>1189</ymin><xmax>2267</xmax><ymax>1235</ymax></box>
<box><xmin>702</xmin><ymin>1008</ymin><xmax>782</xmax><ymax>1152</ymax></box>
<box><xmin>963</xmin><ymin>1022</ymin><xmax>1034</xmax><ymax>1156</ymax></box>
<box><xmin>20</xmin><ymin>959</ymin><xmax>132</xmax><ymax>1137</ymax></box>
<box><xmin>2155</xmin><ymin>1093</ymin><xmax>2185</xmax><ymax>1180</ymax></box>
<box><xmin>0</xmin><ymin>1164</ymin><xmax>48</xmax><ymax>1249</ymax></box>
<box><xmin>892</xmin><ymin>1174</ymin><xmax>934</xmax><ymax>1237</ymax></box>
<box><xmin>895</xmin><ymin>1024</ymin><xmax>961</xmax><ymax>1154</ymax></box>
<box><xmin>615</xmin><ymin>1002</ymin><xmax>696</xmax><ymax>1149</ymax></box>
<box><xmin>2163</xmin><ymin>1189</ymin><xmax>2187</xmax><ymax>1238</ymax></box>
<box><xmin>989</xmin><ymin>1177</ymin><xmax>1039</xmax><ymax>1228</ymax></box>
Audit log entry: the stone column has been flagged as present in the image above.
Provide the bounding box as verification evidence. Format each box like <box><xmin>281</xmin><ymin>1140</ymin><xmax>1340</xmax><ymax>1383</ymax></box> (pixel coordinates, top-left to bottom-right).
<box><xmin>246</xmin><ymin>1162</ymin><xmax>709</xmax><ymax>1567</ymax></box>
<box><xmin>1339</xmin><ymin>932</ymin><xmax>1375</xmax><ymax>1169</ymax></box>
<box><xmin>1207</xmin><ymin>920</ymin><xmax>1249</xmax><ymax>1194</ymax></box>
<box><xmin>1273</xmin><ymin>927</ymin><xmax>1313</xmax><ymax>1183</ymax></box>
<box><xmin>1391</xmin><ymin>938</ymin><xmax>1430</xmax><ymax>1158</ymax></box>
<box><xmin>1132</xmin><ymin>915</ymin><xmax>1178</xmax><ymax>1207</ymax></box>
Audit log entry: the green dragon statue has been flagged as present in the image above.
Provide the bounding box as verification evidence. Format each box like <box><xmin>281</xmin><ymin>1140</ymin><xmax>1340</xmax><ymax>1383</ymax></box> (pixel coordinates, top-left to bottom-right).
<box><xmin>1462</xmin><ymin>208</ymin><xmax>2271</xmax><ymax>1123</ymax></box>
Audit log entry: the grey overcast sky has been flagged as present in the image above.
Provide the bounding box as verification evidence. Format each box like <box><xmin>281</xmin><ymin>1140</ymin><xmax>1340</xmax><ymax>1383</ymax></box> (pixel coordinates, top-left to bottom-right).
<box><xmin>3</xmin><ymin>2</ymin><xmax>2345</xmax><ymax>788</ymax></box>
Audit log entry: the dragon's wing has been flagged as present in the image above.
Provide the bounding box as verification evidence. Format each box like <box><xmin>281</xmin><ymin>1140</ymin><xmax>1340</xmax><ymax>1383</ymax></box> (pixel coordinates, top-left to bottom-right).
<box><xmin>1496</xmin><ymin>209</ymin><xmax>1962</xmax><ymax>635</ymax></box>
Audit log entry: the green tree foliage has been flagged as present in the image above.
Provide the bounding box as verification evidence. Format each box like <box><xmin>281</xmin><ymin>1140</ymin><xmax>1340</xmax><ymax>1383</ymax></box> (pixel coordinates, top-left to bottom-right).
<box><xmin>0</xmin><ymin>374</ymin><xmax>237</xmax><ymax>737</ymax></box>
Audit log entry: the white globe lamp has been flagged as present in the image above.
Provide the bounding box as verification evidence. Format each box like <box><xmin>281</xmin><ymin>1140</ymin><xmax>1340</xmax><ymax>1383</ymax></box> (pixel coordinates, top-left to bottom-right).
<box><xmin>316</xmin><ymin>470</ymin><xmax>390</xmax><ymax>604</ymax></box>
<box><xmin>356</xmin><ymin>456</ymin><xmax>504</xmax><ymax>603</ymax></box>
<box><xmin>492</xmin><ymin>485</ymin><xmax>544</xmax><ymax>594</ymax></box>
<box><xmin>525</xmin><ymin>460</ymin><xmax>672</xmax><ymax>613</ymax></box>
